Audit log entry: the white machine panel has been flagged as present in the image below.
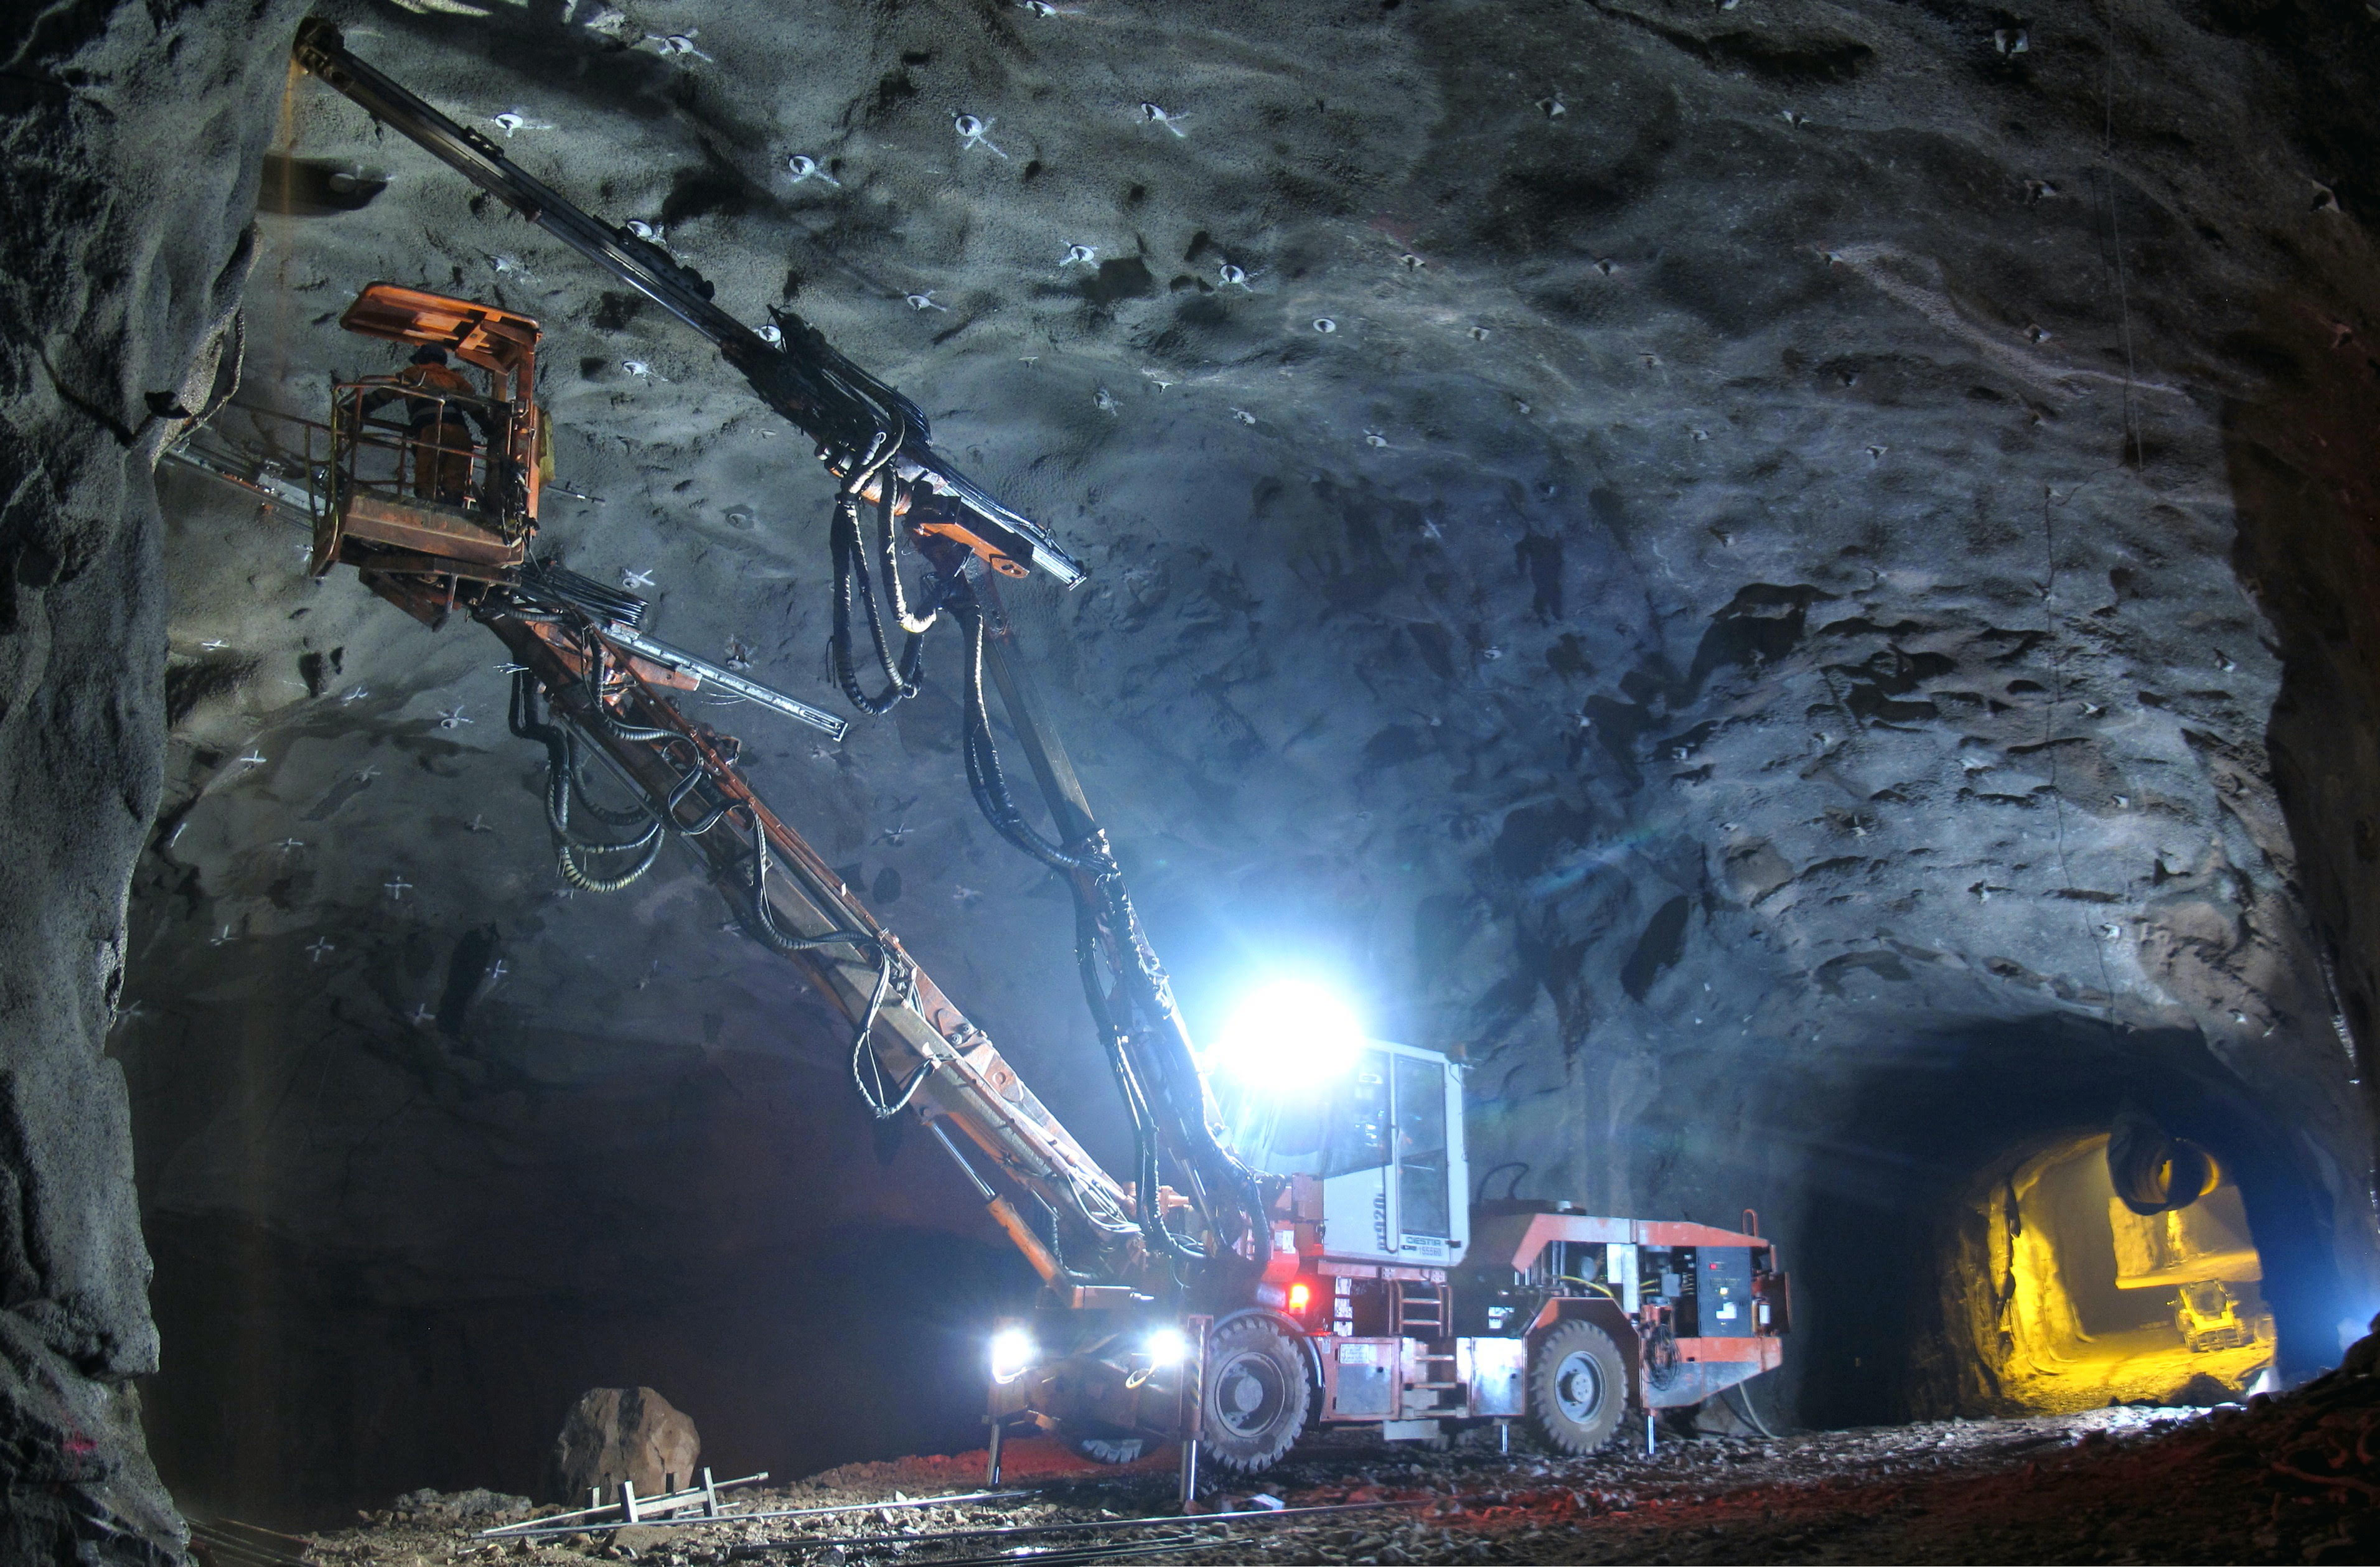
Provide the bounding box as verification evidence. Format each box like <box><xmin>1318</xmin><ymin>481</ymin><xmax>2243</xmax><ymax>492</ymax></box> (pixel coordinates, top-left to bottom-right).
<box><xmin>1219</xmin><ymin>1036</ymin><xmax>1468</xmax><ymax>1269</ymax></box>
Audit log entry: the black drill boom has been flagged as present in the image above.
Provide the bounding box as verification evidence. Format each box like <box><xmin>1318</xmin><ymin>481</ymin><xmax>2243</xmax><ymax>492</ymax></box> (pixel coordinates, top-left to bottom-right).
<box><xmin>290</xmin><ymin>17</ymin><xmax>1085</xmax><ymax>588</ymax></box>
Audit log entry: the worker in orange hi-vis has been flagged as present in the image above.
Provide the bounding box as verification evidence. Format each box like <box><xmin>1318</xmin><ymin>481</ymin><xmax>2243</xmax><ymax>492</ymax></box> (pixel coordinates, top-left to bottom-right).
<box><xmin>362</xmin><ymin>345</ymin><xmax>488</xmax><ymax>505</ymax></box>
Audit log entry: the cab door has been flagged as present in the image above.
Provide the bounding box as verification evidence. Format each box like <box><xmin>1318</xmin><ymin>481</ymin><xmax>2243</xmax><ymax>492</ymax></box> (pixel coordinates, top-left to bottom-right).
<box><xmin>1392</xmin><ymin>1050</ymin><xmax>1455</xmax><ymax>1264</ymax></box>
<box><xmin>1319</xmin><ymin>1049</ymin><xmax>1397</xmax><ymax>1261</ymax></box>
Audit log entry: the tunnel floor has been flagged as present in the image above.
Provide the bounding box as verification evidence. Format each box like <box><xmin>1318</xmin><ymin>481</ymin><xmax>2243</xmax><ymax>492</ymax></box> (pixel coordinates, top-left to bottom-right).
<box><xmin>244</xmin><ymin>1351</ymin><xmax>2380</xmax><ymax>1567</ymax></box>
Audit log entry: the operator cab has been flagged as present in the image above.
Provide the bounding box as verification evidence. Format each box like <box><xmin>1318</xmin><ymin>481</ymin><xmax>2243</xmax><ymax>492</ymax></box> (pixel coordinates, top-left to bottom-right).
<box><xmin>1215</xmin><ymin>1037</ymin><xmax>1469</xmax><ymax>1269</ymax></box>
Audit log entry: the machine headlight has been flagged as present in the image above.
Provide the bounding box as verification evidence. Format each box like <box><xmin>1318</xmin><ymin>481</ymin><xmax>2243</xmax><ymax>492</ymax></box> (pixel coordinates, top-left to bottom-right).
<box><xmin>1207</xmin><ymin>979</ymin><xmax>1366</xmax><ymax>1090</ymax></box>
<box><xmin>1143</xmin><ymin>1325</ymin><xmax>1191</xmax><ymax>1367</ymax></box>
<box><xmin>989</xmin><ymin>1326</ymin><xmax>1038</xmax><ymax>1385</ymax></box>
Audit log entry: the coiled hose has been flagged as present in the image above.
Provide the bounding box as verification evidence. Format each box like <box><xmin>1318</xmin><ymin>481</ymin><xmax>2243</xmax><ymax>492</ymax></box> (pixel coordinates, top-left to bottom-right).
<box><xmin>561</xmin><ymin>741</ymin><xmax>658</xmax><ymax>828</ymax></box>
<box><xmin>508</xmin><ymin>672</ymin><xmax>667</xmax><ymax>892</ymax></box>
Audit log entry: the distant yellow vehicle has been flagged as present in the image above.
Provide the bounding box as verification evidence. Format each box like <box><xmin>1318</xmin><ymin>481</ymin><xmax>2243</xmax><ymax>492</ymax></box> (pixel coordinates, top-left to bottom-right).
<box><xmin>2175</xmin><ymin>1280</ymin><xmax>2257</xmax><ymax>1354</ymax></box>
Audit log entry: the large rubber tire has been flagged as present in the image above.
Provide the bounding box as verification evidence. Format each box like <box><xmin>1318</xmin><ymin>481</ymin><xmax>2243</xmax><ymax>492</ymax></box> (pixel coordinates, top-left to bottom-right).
<box><xmin>1525</xmin><ymin>1319</ymin><xmax>1627</xmax><ymax>1456</ymax></box>
<box><xmin>1200</xmin><ymin>1316</ymin><xmax>1312</xmax><ymax>1474</ymax></box>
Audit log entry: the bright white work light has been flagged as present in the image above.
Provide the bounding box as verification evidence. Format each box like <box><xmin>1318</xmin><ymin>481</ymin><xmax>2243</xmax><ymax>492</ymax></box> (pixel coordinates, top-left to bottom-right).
<box><xmin>988</xmin><ymin>1326</ymin><xmax>1037</xmax><ymax>1385</ymax></box>
<box><xmin>1144</xmin><ymin>1325</ymin><xmax>1191</xmax><ymax>1367</ymax></box>
<box><xmin>1207</xmin><ymin>979</ymin><xmax>1366</xmax><ymax>1090</ymax></box>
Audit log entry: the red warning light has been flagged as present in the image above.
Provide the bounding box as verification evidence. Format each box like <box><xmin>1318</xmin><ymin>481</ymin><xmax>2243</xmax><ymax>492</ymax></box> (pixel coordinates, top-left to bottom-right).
<box><xmin>1287</xmin><ymin>1280</ymin><xmax>1313</xmax><ymax>1314</ymax></box>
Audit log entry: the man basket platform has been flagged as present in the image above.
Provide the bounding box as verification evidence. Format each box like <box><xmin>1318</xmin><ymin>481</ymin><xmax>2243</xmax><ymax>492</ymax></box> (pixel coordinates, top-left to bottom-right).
<box><xmin>315</xmin><ymin>283</ymin><xmax>545</xmax><ymax>605</ymax></box>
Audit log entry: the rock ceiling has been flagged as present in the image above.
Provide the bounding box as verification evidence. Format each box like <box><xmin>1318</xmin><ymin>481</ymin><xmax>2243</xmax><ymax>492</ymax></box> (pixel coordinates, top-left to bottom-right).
<box><xmin>95</xmin><ymin>0</ymin><xmax>2380</xmax><ymax>1506</ymax></box>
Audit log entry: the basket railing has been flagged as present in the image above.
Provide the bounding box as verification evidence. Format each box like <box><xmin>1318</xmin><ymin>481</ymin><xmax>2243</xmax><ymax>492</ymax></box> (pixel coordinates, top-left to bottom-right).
<box><xmin>328</xmin><ymin>378</ymin><xmax>524</xmax><ymax>535</ymax></box>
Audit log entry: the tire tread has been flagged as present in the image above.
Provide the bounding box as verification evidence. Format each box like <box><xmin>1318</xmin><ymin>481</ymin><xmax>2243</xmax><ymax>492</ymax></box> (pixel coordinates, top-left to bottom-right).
<box><xmin>1202</xmin><ymin>1316</ymin><xmax>1312</xmax><ymax>1474</ymax></box>
<box><xmin>1524</xmin><ymin>1318</ymin><xmax>1627</xmax><ymax>1456</ymax></box>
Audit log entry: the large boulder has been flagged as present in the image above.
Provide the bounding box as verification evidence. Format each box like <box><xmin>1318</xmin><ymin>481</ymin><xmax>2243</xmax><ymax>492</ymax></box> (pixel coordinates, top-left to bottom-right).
<box><xmin>548</xmin><ymin>1388</ymin><xmax>701</xmax><ymax>1504</ymax></box>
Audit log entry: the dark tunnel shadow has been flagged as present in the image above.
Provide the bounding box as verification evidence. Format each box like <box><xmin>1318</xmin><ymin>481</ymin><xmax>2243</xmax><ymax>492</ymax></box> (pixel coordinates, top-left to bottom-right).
<box><xmin>141</xmin><ymin>1215</ymin><xmax>1039</xmax><ymax>1528</ymax></box>
<box><xmin>2221</xmin><ymin>304</ymin><xmax>2380</xmax><ymax>1136</ymax></box>
<box><xmin>1786</xmin><ymin>1014</ymin><xmax>2354</xmax><ymax>1429</ymax></box>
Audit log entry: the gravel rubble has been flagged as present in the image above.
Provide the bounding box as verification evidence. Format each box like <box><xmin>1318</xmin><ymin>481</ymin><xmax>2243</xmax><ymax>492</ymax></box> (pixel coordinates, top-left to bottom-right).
<box><xmin>248</xmin><ymin>1351</ymin><xmax>2380</xmax><ymax>1567</ymax></box>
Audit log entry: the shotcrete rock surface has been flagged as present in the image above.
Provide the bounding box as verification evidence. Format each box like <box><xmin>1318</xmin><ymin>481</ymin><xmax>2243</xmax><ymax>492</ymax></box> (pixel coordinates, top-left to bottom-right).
<box><xmin>23</xmin><ymin>0</ymin><xmax>2369</xmax><ymax>1527</ymax></box>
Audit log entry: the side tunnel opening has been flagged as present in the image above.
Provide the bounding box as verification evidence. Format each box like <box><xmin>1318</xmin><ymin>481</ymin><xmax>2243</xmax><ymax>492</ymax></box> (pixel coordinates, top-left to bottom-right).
<box><xmin>1783</xmin><ymin>1017</ymin><xmax>2360</xmax><ymax>1429</ymax></box>
<box><xmin>1961</xmin><ymin>1132</ymin><xmax>2274</xmax><ymax>1411</ymax></box>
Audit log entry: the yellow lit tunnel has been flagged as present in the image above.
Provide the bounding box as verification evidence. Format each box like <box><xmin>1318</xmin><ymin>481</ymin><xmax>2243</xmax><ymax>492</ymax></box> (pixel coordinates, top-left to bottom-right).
<box><xmin>1975</xmin><ymin>1133</ymin><xmax>2273</xmax><ymax>1411</ymax></box>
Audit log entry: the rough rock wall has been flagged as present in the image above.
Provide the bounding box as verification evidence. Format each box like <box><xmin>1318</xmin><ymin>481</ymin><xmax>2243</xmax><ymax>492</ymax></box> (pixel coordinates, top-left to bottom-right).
<box><xmin>105</xmin><ymin>0</ymin><xmax>2380</xmax><ymax>1513</ymax></box>
<box><xmin>2</xmin><ymin>2</ymin><xmax>299</xmax><ymax>1558</ymax></box>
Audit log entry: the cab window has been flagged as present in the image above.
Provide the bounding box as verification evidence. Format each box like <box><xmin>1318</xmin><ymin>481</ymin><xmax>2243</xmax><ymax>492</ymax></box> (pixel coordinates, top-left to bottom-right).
<box><xmin>1394</xmin><ymin>1053</ymin><xmax>1450</xmax><ymax>1239</ymax></box>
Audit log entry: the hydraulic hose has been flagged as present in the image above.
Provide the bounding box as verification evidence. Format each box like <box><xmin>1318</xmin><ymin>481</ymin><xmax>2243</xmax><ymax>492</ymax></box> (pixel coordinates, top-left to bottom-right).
<box><xmin>874</xmin><ymin>439</ymin><xmax>940</xmax><ymax>637</ymax></box>
<box><xmin>1074</xmin><ymin>895</ymin><xmax>1202</xmax><ymax>1263</ymax></box>
<box><xmin>557</xmin><ymin>835</ymin><xmax>663</xmax><ymax>893</ymax></box>
<box><xmin>734</xmin><ymin>810</ymin><xmax>923</xmax><ymax>1120</ymax></box>
<box><xmin>510</xmin><ymin>665</ymin><xmax>918</xmax><ymax>1114</ymax></box>
<box><xmin>596</xmin><ymin>711</ymin><xmax>680</xmax><ymax>745</ymax></box>
<box><xmin>1094</xmin><ymin>874</ymin><xmax>1272</xmax><ymax>1273</ymax></box>
<box><xmin>566</xmin><ymin>747</ymin><xmax>658</xmax><ymax>827</ymax></box>
<box><xmin>510</xmin><ymin>672</ymin><xmax>668</xmax><ymax>892</ymax></box>
<box><xmin>952</xmin><ymin>592</ymin><xmax>1101</xmax><ymax>873</ymax></box>
<box><xmin>1729</xmin><ymin>1381</ymin><xmax>1781</xmax><ymax>1441</ymax></box>
<box><xmin>830</xmin><ymin>493</ymin><xmax>925</xmax><ymax>714</ymax></box>
<box><xmin>945</xmin><ymin>577</ymin><xmax>1269</xmax><ymax>1271</ymax></box>
<box><xmin>826</xmin><ymin>432</ymin><xmax>924</xmax><ymax>715</ymax></box>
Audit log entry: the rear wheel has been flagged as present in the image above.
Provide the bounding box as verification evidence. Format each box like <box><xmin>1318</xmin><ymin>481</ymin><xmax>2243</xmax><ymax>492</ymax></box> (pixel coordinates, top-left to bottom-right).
<box><xmin>1201</xmin><ymin>1316</ymin><xmax>1311</xmax><ymax>1474</ymax></box>
<box><xmin>1525</xmin><ymin>1319</ymin><xmax>1627</xmax><ymax>1455</ymax></box>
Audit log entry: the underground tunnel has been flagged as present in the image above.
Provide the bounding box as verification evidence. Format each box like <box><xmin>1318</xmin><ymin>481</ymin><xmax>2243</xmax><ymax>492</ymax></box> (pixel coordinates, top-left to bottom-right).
<box><xmin>6</xmin><ymin>1</ymin><xmax>2380</xmax><ymax>1563</ymax></box>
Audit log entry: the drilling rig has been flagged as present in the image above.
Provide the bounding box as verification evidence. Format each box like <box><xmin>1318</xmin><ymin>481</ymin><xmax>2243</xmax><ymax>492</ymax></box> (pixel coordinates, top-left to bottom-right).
<box><xmin>172</xmin><ymin>19</ymin><xmax>1794</xmax><ymax>1477</ymax></box>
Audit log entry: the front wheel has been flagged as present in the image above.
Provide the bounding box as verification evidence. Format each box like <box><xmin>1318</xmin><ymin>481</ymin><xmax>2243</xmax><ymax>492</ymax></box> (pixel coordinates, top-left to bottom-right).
<box><xmin>1525</xmin><ymin>1319</ymin><xmax>1627</xmax><ymax>1455</ymax></box>
<box><xmin>1200</xmin><ymin>1316</ymin><xmax>1311</xmax><ymax>1474</ymax></box>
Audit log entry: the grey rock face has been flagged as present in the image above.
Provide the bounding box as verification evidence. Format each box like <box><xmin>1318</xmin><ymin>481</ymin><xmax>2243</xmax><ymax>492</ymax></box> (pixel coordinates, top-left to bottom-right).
<box><xmin>21</xmin><ymin>0</ymin><xmax>2370</xmax><ymax>1518</ymax></box>
<box><xmin>549</xmin><ymin>1387</ymin><xmax>701</xmax><ymax>1505</ymax></box>
<box><xmin>1</xmin><ymin>0</ymin><xmax>302</xmax><ymax>1556</ymax></box>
